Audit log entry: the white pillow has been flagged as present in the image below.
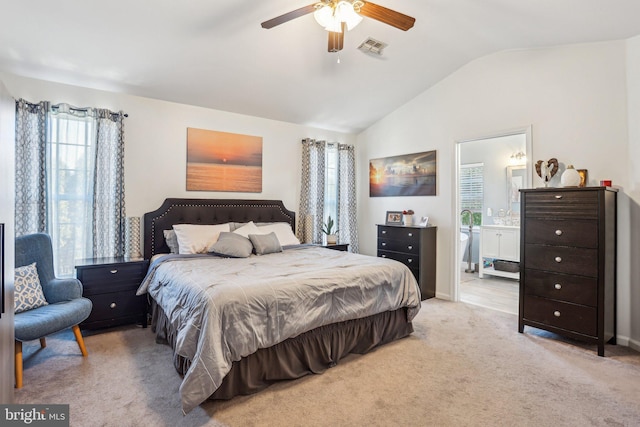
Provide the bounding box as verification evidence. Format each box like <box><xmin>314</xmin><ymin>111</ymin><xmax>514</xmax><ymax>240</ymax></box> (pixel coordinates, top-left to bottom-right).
<box><xmin>232</xmin><ymin>221</ymin><xmax>262</xmax><ymax>238</ymax></box>
<box><xmin>14</xmin><ymin>262</ymin><xmax>48</xmax><ymax>313</ymax></box>
<box><xmin>256</xmin><ymin>222</ymin><xmax>300</xmax><ymax>246</ymax></box>
<box><xmin>173</xmin><ymin>223</ymin><xmax>231</xmax><ymax>254</ymax></box>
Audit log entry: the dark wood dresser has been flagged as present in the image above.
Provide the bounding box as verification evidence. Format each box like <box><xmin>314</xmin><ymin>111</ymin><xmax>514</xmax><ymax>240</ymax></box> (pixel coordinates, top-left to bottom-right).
<box><xmin>76</xmin><ymin>257</ymin><xmax>149</xmax><ymax>330</ymax></box>
<box><xmin>377</xmin><ymin>225</ymin><xmax>437</xmax><ymax>300</ymax></box>
<box><xmin>519</xmin><ymin>187</ymin><xmax>616</xmax><ymax>356</ymax></box>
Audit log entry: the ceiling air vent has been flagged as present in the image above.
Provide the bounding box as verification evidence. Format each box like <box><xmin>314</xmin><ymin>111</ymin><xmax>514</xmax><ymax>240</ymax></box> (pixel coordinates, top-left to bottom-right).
<box><xmin>357</xmin><ymin>37</ymin><xmax>387</xmax><ymax>55</ymax></box>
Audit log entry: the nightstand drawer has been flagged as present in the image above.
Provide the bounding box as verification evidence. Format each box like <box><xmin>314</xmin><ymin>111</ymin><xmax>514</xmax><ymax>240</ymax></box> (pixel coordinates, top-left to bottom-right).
<box><xmin>78</xmin><ymin>263</ymin><xmax>147</xmax><ymax>295</ymax></box>
<box><xmin>523</xmin><ymin>295</ymin><xmax>597</xmax><ymax>337</ymax></box>
<box><xmin>524</xmin><ymin>219</ymin><xmax>598</xmax><ymax>248</ymax></box>
<box><xmin>523</xmin><ymin>269</ymin><xmax>597</xmax><ymax>306</ymax></box>
<box><xmin>524</xmin><ymin>244</ymin><xmax>598</xmax><ymax>277</ymax></box>
<box><xmin>83</xmin><ymin>291</ymin><xmax>146</xmax><ymax>328</ymax></box>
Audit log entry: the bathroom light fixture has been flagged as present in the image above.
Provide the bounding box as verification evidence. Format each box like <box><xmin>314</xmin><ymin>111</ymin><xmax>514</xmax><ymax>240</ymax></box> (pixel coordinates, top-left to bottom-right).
<box><xmin>314</xmin><ymin>1</ymin><xmax>364</xmax><ymax>32</ymax></box>
<box><xmin>510</xmin><ymin>151</ymin><xmax>526</xmax><ymax>165</ymax></box>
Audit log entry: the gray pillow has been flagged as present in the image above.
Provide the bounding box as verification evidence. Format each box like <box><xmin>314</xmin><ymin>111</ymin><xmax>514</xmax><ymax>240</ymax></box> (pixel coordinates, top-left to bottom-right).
<box><xmin>249</xmin><ymin>232</ymin><xmax>282</xmax><ymax>255</ymax></box>
<box><xmin>210</xmin><ymin>232</ymin><xmax>253</xmax><ymax>258</ymax></box>
<box><xmin>164</xmin><ymin>229</ymin><xmax>179</xmax><ymax>254</ymax></box>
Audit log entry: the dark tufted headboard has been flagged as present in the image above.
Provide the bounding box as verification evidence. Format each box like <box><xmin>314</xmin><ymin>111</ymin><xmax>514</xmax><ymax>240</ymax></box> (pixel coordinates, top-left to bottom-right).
<box><xmin>143</xmin><ymin>198</ymin><xmax>296</xmax><ymax>259</ymax></box>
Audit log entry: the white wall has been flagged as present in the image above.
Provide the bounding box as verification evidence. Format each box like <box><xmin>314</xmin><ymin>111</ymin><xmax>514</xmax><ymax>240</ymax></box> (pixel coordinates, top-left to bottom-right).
<box><xmin>357</xmin><ymin>40</ymin><xmax>636</xmax><ymax>347</ymax></box>
<box><xmin>0</xmin><ymin>73</ymin><xmax>355</xmax><ymax>221</ymax></box>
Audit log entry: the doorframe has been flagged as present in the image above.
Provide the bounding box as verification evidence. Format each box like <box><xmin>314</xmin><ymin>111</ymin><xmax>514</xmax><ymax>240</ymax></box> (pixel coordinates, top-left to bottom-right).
<box><xmin>451</xmin><ymin>126</ymin><xmax>533</xmax><ymax>302</ymax></box>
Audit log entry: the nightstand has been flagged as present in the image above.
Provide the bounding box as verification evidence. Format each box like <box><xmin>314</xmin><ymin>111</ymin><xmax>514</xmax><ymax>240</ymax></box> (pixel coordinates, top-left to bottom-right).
<box><xmin>75</xmin><ymin>257</ymin><xmax>149</xmax><ymax>330</ymax></box>
<box><xmin>324</xmin><ymin>243</ymin><xmax>349</xmax><ymax>251</ymax></box>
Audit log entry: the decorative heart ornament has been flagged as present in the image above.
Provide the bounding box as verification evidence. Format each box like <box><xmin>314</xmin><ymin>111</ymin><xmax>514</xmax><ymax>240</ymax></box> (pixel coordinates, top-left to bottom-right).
<box><xmin>535</xmin><ymin>158</ymin><xmax>559</xmax><ymax>186</ymax></box>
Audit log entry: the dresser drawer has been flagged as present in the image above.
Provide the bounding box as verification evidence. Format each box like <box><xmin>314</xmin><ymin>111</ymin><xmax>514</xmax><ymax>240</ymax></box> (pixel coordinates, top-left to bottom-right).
<box><xmin>377</xmin><ymin>250</ymin><xmax>420</xmax><ymax>270</ymax></box>
<box><xmin>83</xmin><ymin>291</ymin><xmax>146</xmax><ymax>327</ymax></box>
<box><xmin>524</xmin><ymin>191</ymin><xmax>599</xmax><ymax>219</ymax></box>
<box><xmin>523</xmin><ymin>269</ymin><xmax>597</xmax><ymax>306</ymax></box>
<box><xmin>377</xmin><ymin>238</ymin><xmax>420</xmax><ymax>255</ymax></box>
<box><xmin>377</xmin><ymin>226</ymin><xmax>421</xmax><ymax>244</ymax></box>
<box><xmin>523</xmin><ymin>295</ymin><xmax>597</xmax><ymax>337</ymax></box>
<box><xmin>524</xmin><ymin>219</ymin><xmax>598</xmax><ymax>248</ymax></box>
<box><xmin>524</xmin><ymin>244</ymin><xmax>598</xmax><ymax>277</ymax></box>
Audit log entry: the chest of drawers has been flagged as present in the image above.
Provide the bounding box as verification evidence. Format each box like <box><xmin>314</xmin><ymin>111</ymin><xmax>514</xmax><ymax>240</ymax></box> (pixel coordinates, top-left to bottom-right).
<box><xmin>76</xmin><ymin>257</ymin><xmax>149</xmax><ymax>330</ymax></box>
<box><xmin>519</xmin><ymin>187</ymin><xmax>616</xmax><ymax>356</ymax></box>
<box><xmin>377</xmin><ymin>225</ymin><xmax>437</xmax><ymax>300</ymax></box>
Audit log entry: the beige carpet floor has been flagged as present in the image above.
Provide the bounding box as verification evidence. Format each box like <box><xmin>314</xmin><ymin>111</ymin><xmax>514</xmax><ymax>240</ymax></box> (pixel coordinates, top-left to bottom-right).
<box><xmin>13</xmin><ymin>299</ymin><xmax>640</xmax><ymax>427</ymax></box>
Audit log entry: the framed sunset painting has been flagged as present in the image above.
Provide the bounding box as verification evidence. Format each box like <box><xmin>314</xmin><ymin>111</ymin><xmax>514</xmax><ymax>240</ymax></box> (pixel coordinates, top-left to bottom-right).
<box><xmin>186</xmin><ymin>128</ymin><xmax>263</xmax><ymax>192</ymax></box>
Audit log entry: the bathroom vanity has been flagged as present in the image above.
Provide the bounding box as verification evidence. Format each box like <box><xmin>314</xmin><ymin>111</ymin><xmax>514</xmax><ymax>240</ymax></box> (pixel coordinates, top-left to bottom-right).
<box><xmin>478</xmin><ymin>225</ymin><xmax>520</xmax><ymax>280</ymax></box>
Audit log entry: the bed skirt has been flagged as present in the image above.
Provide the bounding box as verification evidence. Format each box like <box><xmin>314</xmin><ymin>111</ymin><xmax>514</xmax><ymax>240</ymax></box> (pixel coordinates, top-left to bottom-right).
<box><xmin>150</xmin><ymin>300</ymin><xmax>414</xmax><ymax>400</ymax></box>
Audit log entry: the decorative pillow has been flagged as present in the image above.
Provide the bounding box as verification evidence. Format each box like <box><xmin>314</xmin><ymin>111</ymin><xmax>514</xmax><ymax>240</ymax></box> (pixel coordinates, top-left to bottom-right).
<box><xmin>210</xmin><ymin>232</ymin><xmax>253</xmax><ymax>258</ymax></box>
<box><xmin>14</xmin><ymin>262</ymin><xmax>48</xmax><ymax>313</ymax></box>
<box><xmin>163</xmin><ymin>229</ymin><xmax>179</xmax><ymax>254</ymax></box>
<box><xmin>256</xmin><ymin>222</ymin><xmax>300</xmax><ymax>246</ymax></box>
<box><xmin>249</xmin><ymin>232</ymin><xmax>283</xmax><ymax>255</ymax></box>
<box><xmin>173</xmin><ymin>223</ymin><xmax>231</xmax><ymax>254</ymax></box>
<box><xmin>232</xmin><ymin>221</ymin><xmax>262</xmax><ymax>238</ymax></box>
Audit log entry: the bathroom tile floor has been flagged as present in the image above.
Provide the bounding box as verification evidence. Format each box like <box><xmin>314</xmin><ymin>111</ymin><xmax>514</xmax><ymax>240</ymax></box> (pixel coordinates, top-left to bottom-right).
<box><xmin>459</xmin><ymin>269</ymin><xmax>519</xmax><ymax>315</ymax></box>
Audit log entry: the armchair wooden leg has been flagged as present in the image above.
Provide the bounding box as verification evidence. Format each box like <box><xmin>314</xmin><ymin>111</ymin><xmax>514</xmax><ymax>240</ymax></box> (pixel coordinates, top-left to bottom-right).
<box><xmin>15</xmin><ymin>341</ymin><xmax>23</xmax><ymax>389</ymax></box>
<box><xmin>72</xmin><ymin>325</ymin><xmax>88</xmax><ymax>357</ymax></box>
<box><xmin>39</xmin><ymin>337</ymin><xmax>46</xmax><ymax>349</ymax></box>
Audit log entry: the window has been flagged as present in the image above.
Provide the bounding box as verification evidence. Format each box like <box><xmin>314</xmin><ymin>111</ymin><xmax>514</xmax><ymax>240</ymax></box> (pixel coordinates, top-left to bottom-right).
<box><xmin>324</xmin><ymin>144</ymin><xmax>338</xmax><ymax>227</ymax></box>
<box><xmin>460</xmin><ymin>163</ymin><xmax>484</xmax><ymax>226</ymax></box>
<box><xmin>47</xmin><ymin>112</ymin><xmax>96</xmax><ymax>277</ymax></box>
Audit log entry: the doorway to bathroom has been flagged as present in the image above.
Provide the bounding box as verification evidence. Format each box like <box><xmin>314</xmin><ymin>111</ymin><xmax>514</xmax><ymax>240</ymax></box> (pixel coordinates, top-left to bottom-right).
<box><xmin>455</xmin><ymin>127</ymin><xmax>532</xmax><ymax>315</ymax></box>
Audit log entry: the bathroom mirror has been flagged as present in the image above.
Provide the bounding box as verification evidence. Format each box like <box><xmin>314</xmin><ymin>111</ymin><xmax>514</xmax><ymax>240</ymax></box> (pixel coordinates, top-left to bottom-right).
<box><xmin>507</xmin><ymin>165</ymin><xmax>526</xmax><ymax>215</ymax></box>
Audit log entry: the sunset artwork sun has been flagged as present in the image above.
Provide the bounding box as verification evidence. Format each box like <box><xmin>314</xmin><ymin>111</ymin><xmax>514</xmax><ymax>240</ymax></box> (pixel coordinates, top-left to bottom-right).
<box><xmin>186</xmin><ymin>128</ymin><xmax>263</xmax><ymax>192</ymax></box>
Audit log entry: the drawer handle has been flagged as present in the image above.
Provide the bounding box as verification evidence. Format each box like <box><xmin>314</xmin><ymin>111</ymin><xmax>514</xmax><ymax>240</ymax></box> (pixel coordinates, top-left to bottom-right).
<box><xmin>110</xmin><ymin>269</ymin><xmax>118</xmax><ymax>274</ymax></box>
<box><xmin>382</xmin><ymin>230</ymin><xmax>387</xmax><ymax>234</ymax></box>
<box><xmin>554</xmin><ymin>283</ymin><xmax>562</xmax><ymax>290</ymax></box>
<box><xmin>554</xmin><ymin>195</ymin><xmax>563</xmax><ymax>199</ymax></box>
<box><xmin>555</xmin><ymin>256</ymin><xmax>562</xmax><ymax>263</ymax></box>
<box><xmin>110</xmin><ymin>302</ymin><xmax>117</xmax><ymax>309</ymax></box>
<box><xmin>407</xmin><ymin>245</ymin><xmax>413</xmax><ymax>250</ymax></box>
<box><xmin>381</xmin><ymin>242</ymin><xmax>387</xmax><ymax>246</ymax></box>
<box><xmin>553</xmin><ymin>310</ymin><xmax>561</xmax><ymax>317</ymax></box>
<box><xmin>408</xmin><ymin>233</ymin><xmax>413</xmax><ymax>237</ymax></box>
<box><xmin>555</xmin><ymin>229</ymin><xmax>563</xmax><ymax>236</ymax></box>
<box><xmin>407</xmin><ymin>258</ymin><xmax>413</xmax><ymax>263</ymax></box>
<box><xmin>381</xmin><ymin>254</ymin><xmax>387</xmax><ymax>258</ymax></box>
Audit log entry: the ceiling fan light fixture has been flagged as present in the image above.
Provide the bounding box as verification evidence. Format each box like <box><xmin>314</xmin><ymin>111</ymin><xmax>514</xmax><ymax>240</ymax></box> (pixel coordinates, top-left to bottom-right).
<box><xmin>314</xmin><ymin>1</ymin><xmax>363</xmax><ymax>33</ymax></box>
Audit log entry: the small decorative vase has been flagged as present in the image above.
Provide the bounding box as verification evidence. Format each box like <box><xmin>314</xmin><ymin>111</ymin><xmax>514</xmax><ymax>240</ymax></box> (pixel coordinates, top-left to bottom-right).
<box><xmin>326</xmin><ymin>234</ymin><xmax>337</xmax><ymax>244</ymax></box>
<box><xmin>561</xmin><ymin>165</ymin><xmax>581</xmax><ymax>187</ymax></box>
<box><xmin>403</xmin><ymin>215</ymin><xmax>413</xmax><ymax>226</ymax></box>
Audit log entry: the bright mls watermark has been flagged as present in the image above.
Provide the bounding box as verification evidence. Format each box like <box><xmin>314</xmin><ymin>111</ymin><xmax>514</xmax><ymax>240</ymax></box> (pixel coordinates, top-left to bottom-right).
<box><xmin>0</xmin><ymin>405</ymin><xmax>69</xmax><ymax>426</ymax></box>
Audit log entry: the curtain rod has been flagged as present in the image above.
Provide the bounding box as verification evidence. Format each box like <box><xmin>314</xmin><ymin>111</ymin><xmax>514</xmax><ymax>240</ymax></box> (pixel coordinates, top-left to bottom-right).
<box><xmin>50</xmin><ymin>103</ymin><xmax>128</xmax><ymax>117</ymax></box>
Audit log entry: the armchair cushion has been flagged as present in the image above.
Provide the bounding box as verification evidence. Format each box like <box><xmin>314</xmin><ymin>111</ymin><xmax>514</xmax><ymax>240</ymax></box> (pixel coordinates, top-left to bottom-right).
<box><xmin>14</xmin><ymin>262</ymin><xmax>48</xmax><ymax>313</ymax></box>
<box><xmin>14</xmin><ymin>298</ymin><xmax>92</xmax><ymax>342</ymax></box>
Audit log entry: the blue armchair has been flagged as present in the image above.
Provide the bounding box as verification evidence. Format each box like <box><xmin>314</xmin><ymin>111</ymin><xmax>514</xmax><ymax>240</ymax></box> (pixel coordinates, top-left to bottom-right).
<box><xmin>14</xmin><ymin>233</ymin><xmax>92</xmax><ymax>388</ymax></box>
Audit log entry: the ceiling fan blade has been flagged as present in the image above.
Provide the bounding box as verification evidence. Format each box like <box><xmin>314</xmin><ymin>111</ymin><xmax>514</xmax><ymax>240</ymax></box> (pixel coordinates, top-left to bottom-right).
<box><xmin>328</xmin><ymin>25</ymin><xmax>345</xmax><ymax>52</ymax></box>
<box><xmin>261</xmin><ymin>4</ymin><xmax>317</xmax><ymax>29</ymax></box>
<box><xmin>359</xmin><ymin>1</ymin><xmax>415</xmax><ymax>31</ymax></box>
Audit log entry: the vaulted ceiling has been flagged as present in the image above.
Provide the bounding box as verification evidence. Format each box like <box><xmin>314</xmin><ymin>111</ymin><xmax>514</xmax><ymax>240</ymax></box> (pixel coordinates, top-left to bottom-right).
<box><xmin>2</xmin><ymin>1</ymin><xmax>640</xmax><ymax>133</ymax></box>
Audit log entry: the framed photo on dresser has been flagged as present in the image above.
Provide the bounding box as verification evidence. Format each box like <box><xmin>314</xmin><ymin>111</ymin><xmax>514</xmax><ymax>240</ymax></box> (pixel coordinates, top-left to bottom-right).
<box><xmin>385</xmin><ymin>211</ymin><xmax>403</xmax><ymax>225</ymax></box>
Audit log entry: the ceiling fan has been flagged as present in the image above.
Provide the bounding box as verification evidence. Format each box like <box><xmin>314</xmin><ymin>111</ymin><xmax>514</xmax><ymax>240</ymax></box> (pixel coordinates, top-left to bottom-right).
<box><xmin>261</xmin><ymin>1</ymin><xmax>415</xmax><ymax>53</ymax></box>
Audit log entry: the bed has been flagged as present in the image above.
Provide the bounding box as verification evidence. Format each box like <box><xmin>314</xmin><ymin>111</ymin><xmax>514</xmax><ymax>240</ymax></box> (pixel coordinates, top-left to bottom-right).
<box><xmin>138</xmin><ymin>198</ymin><xmax>422</xmax><ymax>414</ymax></box>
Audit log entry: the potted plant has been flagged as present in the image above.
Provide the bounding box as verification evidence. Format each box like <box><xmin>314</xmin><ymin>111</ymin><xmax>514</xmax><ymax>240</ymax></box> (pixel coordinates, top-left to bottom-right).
<box><xmin>322</xmin><ymin>215</ymin><xmax>339</xmax><ymax>244</ymax></box>
<box><xmin>402</xmin><ymin>209</ymin><xmax>414</xmax><ymax>226</ymax></box>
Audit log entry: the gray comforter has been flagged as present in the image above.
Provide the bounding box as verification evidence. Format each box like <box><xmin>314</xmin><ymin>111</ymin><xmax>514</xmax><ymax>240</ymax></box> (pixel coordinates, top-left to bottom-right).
<box><xmin>137</xmin><ymin>246</ymin><xmax>421</xmax><ymax>413</ymax></box>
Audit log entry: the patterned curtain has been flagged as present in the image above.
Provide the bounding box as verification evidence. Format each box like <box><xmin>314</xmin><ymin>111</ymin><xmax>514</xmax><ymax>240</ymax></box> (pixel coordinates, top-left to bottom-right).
<box><xmin>337</xmin><ymin>143</ymin><xmax>359</xmax><ymax>253</ymax></box>
<box><xmin>298</xmin><ymin>138</ymin><xmax>326</xmax><ymax>244</ymax></box>
<box><xmin>93</xmin><ymin>109</ymin><xmax>126</xmax><ymax>258</ymax></box>
<box><xmin>14</xmin><ymin>99</ymin><xmax>126</xmax><ymax>275</ymax></box>
<box><xmin>15</xmin><ymin>99</ymin><xmax>49</xmax><ymax>236</ymax></box>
